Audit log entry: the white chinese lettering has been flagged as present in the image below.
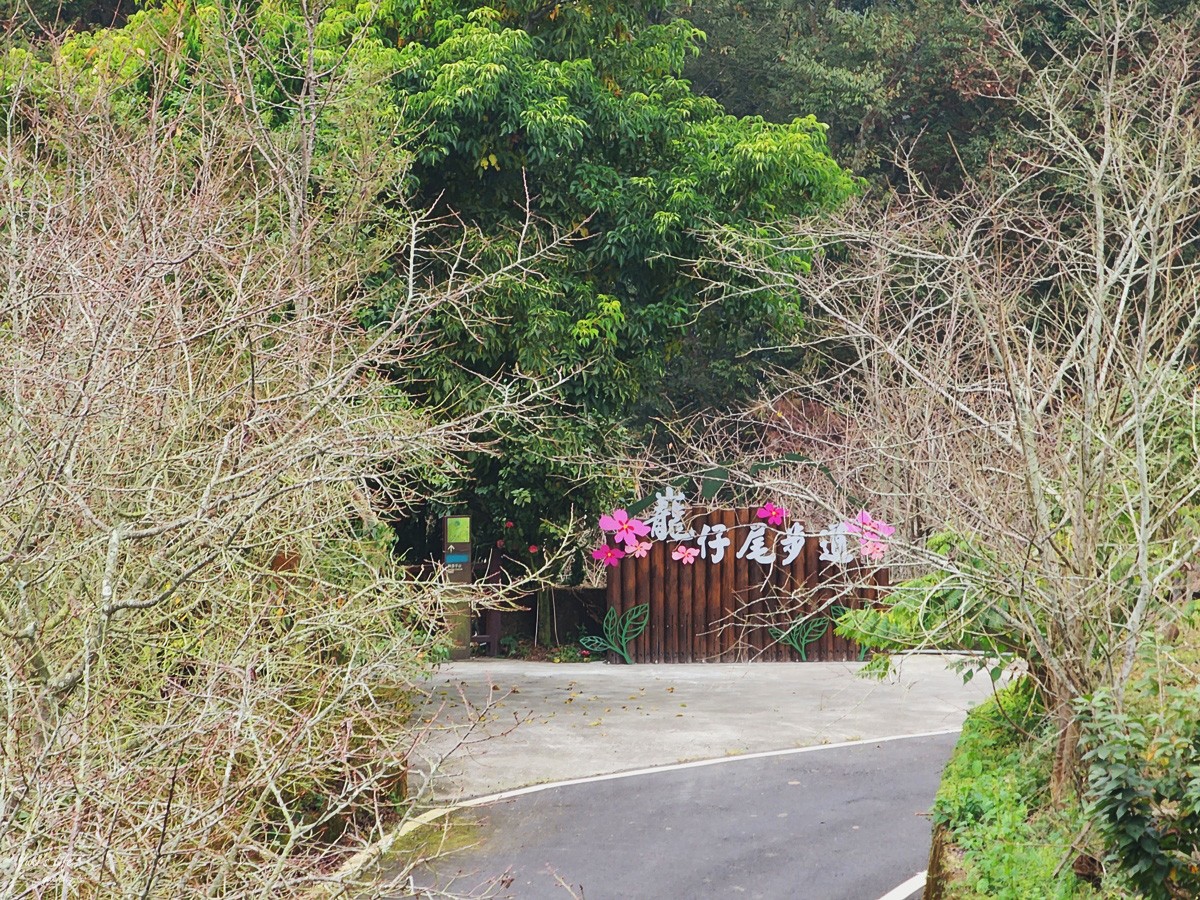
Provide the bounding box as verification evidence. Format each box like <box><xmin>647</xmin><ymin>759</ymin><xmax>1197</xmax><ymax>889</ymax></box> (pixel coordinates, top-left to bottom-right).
<box><xmin>819</xmin><ymin>522</ymin><xmax>856</xmax><ymax>564</ymax></box>
<box><xmin>735</xmin><ymin>523</ymin><xmax>776</xmax><ymax>564</ymax></box>
<box><xmin>707</xmin><ymin>523</ymin><xmax>731</xmax><ymax>564</ymax></box>
<box><xmin>780</xmin><ymin>521</ymin><xmax>807</xmax><ymax>566</ymax></box>
<box><xmin>646</xmin><ymin>486</ymin><xmax>695</xmax><ymax>541</ymax></box>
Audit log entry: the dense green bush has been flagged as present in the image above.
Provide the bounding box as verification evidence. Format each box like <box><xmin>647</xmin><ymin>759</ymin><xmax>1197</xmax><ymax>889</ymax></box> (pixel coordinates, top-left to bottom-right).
<box><xmin>1083</xmin><ymin>684</ymin><xmax>1200</xmax><ymax>900</ymax></box>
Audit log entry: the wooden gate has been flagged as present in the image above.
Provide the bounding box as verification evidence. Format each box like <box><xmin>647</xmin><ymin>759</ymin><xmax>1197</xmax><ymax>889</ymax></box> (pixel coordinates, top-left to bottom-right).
<box><xmin>603</xmin><ymin>507</ymin><xmax>887</xmax><ymax>663</ymax></box>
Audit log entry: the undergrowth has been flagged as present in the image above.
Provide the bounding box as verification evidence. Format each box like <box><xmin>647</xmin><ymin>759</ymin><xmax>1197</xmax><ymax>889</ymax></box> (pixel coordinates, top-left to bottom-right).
<box><xmin>933</xmin><ymin>678</ymin><xmax>1101</xmax><ymax>899</ymax></box>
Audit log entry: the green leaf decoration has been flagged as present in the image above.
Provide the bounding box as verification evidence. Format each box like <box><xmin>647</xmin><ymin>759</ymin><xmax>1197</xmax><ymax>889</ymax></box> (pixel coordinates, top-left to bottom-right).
<box><xmin>698</xmin><ymin>466</ymin><xmax>730</xmax><ymax>502</ymax></box>
<box><xmin>620</xmin><ymin>604</ymin><xmax>650</xmax><ymax>645</ymax></box>
<box><xmin>770</xmin><ymin>614</ymin><xmax>831</xmax><ymax>660</ymax></box>
<box><xmin>797</xmin><ymin>618</ymin><xmax>830</xmax><ymax>660</ymax></box>
<box><xmin>581</xmin><ymin>604</ymin><xmax>650</xmax><ymax>664</ymax></box>
<box><xmin>601</xmin><ymin>607</ymin><xmax>619</xmax><ymax>643</ymax></box>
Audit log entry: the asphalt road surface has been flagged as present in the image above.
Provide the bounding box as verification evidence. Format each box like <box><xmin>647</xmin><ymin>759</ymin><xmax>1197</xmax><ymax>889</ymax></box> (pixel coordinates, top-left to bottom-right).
<box><xmin>404</xmin><ymin>731</ymin><xmax>954</xmax><ymax>899</ymax></box>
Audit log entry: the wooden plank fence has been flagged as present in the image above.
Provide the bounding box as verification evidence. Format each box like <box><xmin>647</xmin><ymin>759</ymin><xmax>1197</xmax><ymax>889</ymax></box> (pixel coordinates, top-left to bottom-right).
<box><xmin>604</xmin><ymin>507</ymin><xmax>888</xmax><ymax>663</ymax></box>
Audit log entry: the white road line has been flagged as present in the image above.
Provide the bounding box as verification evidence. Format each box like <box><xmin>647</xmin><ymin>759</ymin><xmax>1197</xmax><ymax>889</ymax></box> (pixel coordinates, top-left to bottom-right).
<box><xmin>378</xmin><ymin>734</ymin><xmax>952</xmax><ymax>895</ymax></box>
<box><xmin>877</xmin><ymin>871</ymin><xmax>927</xmax><ymax>900</ymax></box>
<box><xmin>393</xmin><ymin>727</ymin><xmax>961</xmax><ymax>840</ymax></box>
<box><xmin>457</xmin><ymin>727</ymin><xmax>961</xmax><ymax>807</ymax></box>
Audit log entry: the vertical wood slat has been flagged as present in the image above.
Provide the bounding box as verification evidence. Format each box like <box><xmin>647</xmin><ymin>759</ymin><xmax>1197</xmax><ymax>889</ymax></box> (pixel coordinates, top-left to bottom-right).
<box><xmin>753</xmin><ymin>516</ymin><xmax>775</xmax><ymax>661</ymax></box>
<box><xmin>739</xmin><ymin>507</ymin><xmax>755</xmax><ymax>662</ymax></box>
<box><xmin>705</xmin><ymin>513</ymin><xmax>717</xmax><ymax>661</ymax></box>
<box><xmin>802</xmin><ymin>530</ymin><xmax>819</xmax><ymax>660</ymax></box>
<box><xmin>791</xmin><ymin>533</ymin><xmax>811</xmax><ymax>662</ymax></box>
<box><xmin>819</xmin><ymin>546</ymin><xmax>836</xmax><ymax>663</ymax></box>
<box><xmin>744</xmin><ymin>508</ymin><xmax>758</xmax><ymax>662</ymax></box>
<box><xmin>696</xmin><ymin>518</ymin><xmax>700</xmax><ymax>657</ymax></box>
<box><xmin>635</xmin><ymin>544</ymin><xmax>651</xmax><ymax>664</ymax></box>
<box><xmin>767</xmin><ymin>532</ymin><xmax>787</xmax><ymax>662</ymax></box>
<box><xmin>662</xmin><ymin>539</ymin><xmax>678</xmax><ymax>663</ymax></box>
<box><xmin>621</xmin><ymin>549</ymin><xmax>637</xmax><ymax>662</ymax></box>
<box><xmin>692</xmin><ymin>508</ymin><xmax>709</xmax><ymax>662</ymax></box>
<box><xmin>726</xmin><ymin>508</ymin><xmax>745</xmax><ymax>662</ymax></box>
<box><xmin>668</xmin><ymin>534</ymin><xmax>683</xmax><ymax>662</ymax></box>
<box><xmin>706</xmin><ymin>513</ymin><xmax>724</xmax><ymax>662</ymax></box>
<box><xmin>680</xmin><ymin>545</ymin><xmax>694</xmax><ymax>660</ymax></box>
<box><xmin>651</xmin><ymin>538</ymin><xmax>666</xmax><ymax>664</ymax></box>
<box><xmin>713</xmin><ymin>510</ymin><xmax>729</xmax><ymax>662</ymax></box>
<box><xmin>719</xmin><ymin>509</ymin><xmax>735</xmax><ymax>662</ymax></box>
<box><xmin>779</xmin><ymin>535</ymin><xmax>799</xmax><ymax>662</ymax></box>
<box><xmin>728</xmin><ymin>506</ymin><xmax>743</xmax><ymax>662</ymax></box>
<box><xmin>606</xmin><ymin>552</ymin><xmax>621</xmax><ymax>665</ymax></box>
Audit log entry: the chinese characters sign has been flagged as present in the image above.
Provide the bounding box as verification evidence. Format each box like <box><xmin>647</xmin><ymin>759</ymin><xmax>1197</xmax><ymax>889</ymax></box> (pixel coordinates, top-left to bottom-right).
<box><xmin>593</xmin><ymin>489</ymin><xmax>895</xmax><ymax>570</ymax></box>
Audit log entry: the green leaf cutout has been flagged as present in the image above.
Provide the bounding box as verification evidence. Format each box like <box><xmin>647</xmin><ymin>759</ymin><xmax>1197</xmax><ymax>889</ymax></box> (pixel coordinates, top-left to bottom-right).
<box><xmin>582</xmin><ymin>603</ymin><xmax>650</xmax><ymax>664</ymax></box>
<box><xmin>770</xmin><ymin>614</ymin><xmax>831</xmax><ymax>660</ymax></box>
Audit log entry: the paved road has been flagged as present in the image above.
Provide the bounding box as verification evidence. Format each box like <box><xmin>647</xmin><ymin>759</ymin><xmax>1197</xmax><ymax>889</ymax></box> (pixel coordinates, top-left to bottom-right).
<box><xmin>412</xmin><ymin>657</ymin><xmax>990</xmax><ymax>801</ymax></box>
<box><xmin>402</xmin><ymin>732</ymin><xmax>954</xmax><ymax>899</ymax></box>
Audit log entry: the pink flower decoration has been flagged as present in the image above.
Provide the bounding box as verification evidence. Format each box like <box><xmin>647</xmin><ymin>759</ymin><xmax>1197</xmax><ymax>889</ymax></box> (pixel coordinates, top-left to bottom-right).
<box><xmin>672</xmin><ymin>544</ymin><xmax>699</xmax><ymax>564</ymax></box>
<box><xmin>591</xmin><ymin>543</ymin><xmax>626</xmax><ymax>567</ymax></box>
<box><xmin>756</xmin><ymin>502</ymin><xmax>788</xmax><ymax>526</ymax></box>
<box><xmin>631</xmin><ymin>540</ymin><xmax>652</xmax><ymax>559</ymax></box>
<box><xmin>528</xmin><ymin>544</ymin><xmax>539</xmax><ymax>554</ymax></box>
<box><xmin>843</xmin><ymin>510</ymin><xmax>895</xmax><ymax>559</ymax></box>
<box><xmin>599</xmin><ymin>508</ymin><xmax>651</xmax><ymax>546</ymax></box>
<box><xmin>598</xmin><ymin>508</ymin><xmax>628</xmax><ymax>532</ymax></box>
<box><xmin>861</xmin><ymin>541</ymin><xmax>888</xmax><ymax>562</ymax></box>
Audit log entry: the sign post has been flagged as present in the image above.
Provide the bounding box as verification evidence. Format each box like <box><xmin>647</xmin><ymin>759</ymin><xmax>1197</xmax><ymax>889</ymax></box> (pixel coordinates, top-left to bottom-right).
<box><xmin>442</xmin><ymin>515</ymin><xmax>473</xmax><ymax>658</ymax></box>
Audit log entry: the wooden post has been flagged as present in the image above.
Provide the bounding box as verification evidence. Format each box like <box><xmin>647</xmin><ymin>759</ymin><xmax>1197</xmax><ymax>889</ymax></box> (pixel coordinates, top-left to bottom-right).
<box><xmin>636</xmin><ymin>543</ymin><xmax>651</xmax><ymax>664</ymax></box>
<box><xmin>662</xmin><ymin>538</ymin><xmax>678</xmax><ymax>663</ymax></box>
<box><xmin>766</xmin><ymin>534</ymin><xmax>786</xmax><ymax>662</ymax></box>
<box><xmin>724</xmin><ymin>508</ymin><xmax>744</xmax><ymax>661</ymax></box>
<box><xmin>692</xmin><ymin>511</ymin><xmax>709</xmax><ymax>663</ymax></box>
<box><xmin>718</xmin><ymin>509</ymin><xmax>735</xmax><ymax>662</ymax></box>
<box><xmin>700</xmin><ymin>513</ymin><xmax>720</xmax><ymax>662</ymax></box>
<box><xmin>680</xmin><ymin>545</ymin><xmax>694</xmax><ymax>661</ymax></box>
<box><xmin>620</xmin><ymin>551</ymin><xmax>637</xmax><ymax>663</ymax></box>
<box><xmin>647</xmin><ymin>541</ymin><xmax>663</xmax><ymax>664</ymax></box>
<box><xmin>606</xmin><ymin>554</ymin><xmax>620</xmax><ymax>664</ymax></box>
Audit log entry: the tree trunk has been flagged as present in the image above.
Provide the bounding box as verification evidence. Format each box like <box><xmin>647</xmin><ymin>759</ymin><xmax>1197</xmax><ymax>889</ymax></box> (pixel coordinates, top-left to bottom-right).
<box><xmin>1049</xmin><ymin>681</ymin><xmax>1082</xmax><ymax>805</ymax></box>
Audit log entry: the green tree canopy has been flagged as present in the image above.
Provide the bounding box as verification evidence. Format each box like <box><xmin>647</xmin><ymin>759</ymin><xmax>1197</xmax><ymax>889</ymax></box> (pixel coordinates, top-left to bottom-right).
<box><xmin>675</xmin><ymin>0</ymin><xmax>998</xmax><ymax>189</ymax></box>
<box><xmin>377</xmin><ymin>0</ymin><xmax>857</xmax><ymax>550</ymax></box>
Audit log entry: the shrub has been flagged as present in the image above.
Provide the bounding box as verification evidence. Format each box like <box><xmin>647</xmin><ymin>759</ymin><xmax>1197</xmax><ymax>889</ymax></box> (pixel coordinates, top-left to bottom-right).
<box><xmin>1083</xmin><ymin>685</ymin><xmax>1200</xmax><ymax>900</ymax></box>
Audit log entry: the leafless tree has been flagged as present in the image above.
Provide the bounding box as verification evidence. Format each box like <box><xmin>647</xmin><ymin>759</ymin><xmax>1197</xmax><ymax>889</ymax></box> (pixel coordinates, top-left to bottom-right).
<box><xmin>703</xmin><ymin>0</ymin><xmax>1200</xmax><ymax>800</ymax></box>
<box><xmin>0</xmin><ymin>6</ymin><xmax>568</xmax><ymax>896</ymax></box>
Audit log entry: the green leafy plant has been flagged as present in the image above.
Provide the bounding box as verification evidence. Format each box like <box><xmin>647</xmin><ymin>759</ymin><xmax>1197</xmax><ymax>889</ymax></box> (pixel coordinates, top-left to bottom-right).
<box><xmin>1082</xmin><ymin>685</ymin><xmax>1200</xmax><ymax>899</ymax></box>
<box><xmin>829</xmin><ymin>605</ymin><xmax>868</xmax><ymax>661</ymax></box>
<box><xmin>769</xmin><ymin>614</ymin><xmax>830</xmax><ymax>661</ymax></box>
<box><xmin>580</xmin><ymin>604</ymin><xmax>650</xmax><ymax>664</ymax></box>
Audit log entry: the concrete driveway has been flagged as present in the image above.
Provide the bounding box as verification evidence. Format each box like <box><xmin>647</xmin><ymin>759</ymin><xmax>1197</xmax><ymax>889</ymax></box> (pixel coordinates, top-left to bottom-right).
<box><xmin>410</xmin><ymin>654</ymin><xmax>993</xmax><ymax>802</ymax></box>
